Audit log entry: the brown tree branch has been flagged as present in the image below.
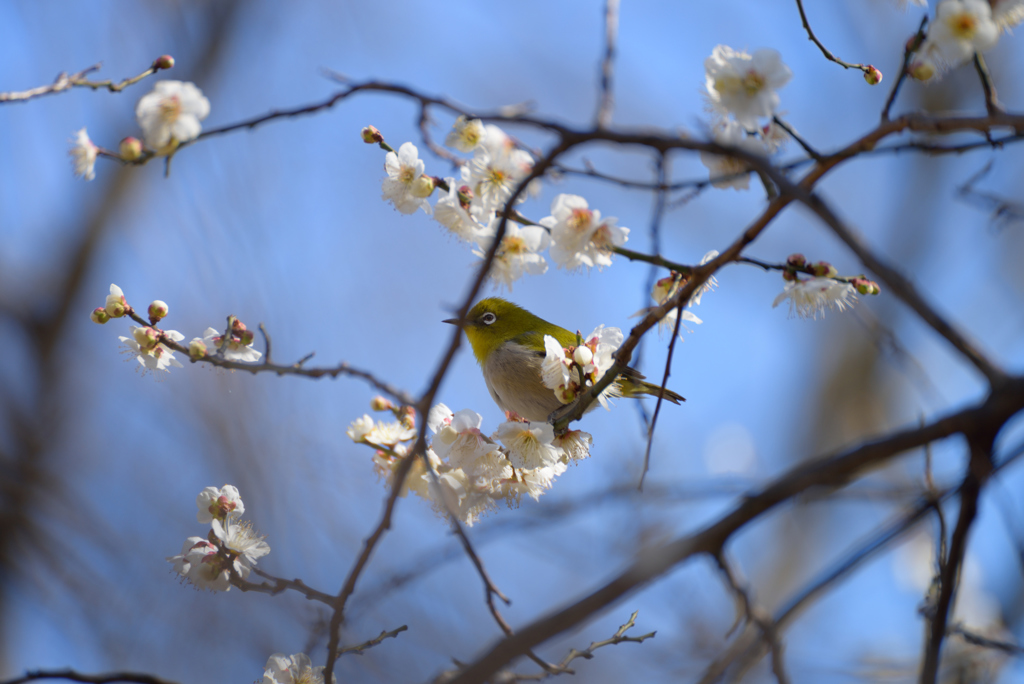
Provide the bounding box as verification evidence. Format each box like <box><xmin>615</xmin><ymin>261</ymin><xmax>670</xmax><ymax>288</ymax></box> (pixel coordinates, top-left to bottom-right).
<box><xmin>919</xmin><ymin>434</ymin><xmax>995</xmax><ymax>683</ymax></box>
<box><xmin>446</xmin><ymin>377</ymin><xmax>1024</xmax><ymax>683</ymax></box>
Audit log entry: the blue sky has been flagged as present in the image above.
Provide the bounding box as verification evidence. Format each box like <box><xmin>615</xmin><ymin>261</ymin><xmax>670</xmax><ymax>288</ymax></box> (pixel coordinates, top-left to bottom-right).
<box><xmin>2</xmin><ymin>1</ymin><xmax>1023</xmax><ymax>682</ymax></box>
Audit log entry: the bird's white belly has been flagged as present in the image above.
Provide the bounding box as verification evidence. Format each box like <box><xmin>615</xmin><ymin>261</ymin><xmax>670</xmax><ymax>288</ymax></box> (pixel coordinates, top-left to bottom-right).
<box><xmin>483</xmin><ymin>342</ymin><xmax>563</xmax><ymax>422</ymax></box>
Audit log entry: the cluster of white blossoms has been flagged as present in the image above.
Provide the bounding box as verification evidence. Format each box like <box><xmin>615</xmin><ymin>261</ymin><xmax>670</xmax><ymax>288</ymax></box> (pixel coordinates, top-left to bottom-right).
<box><xmin>166</xmin><ymin>485</ymin><xmax>270</xmax><ymax>592</ymax></box>
<box><xmin>372</xmin><ymin>120</ymin><xmax>632</xmax><ymax>290</ymax></box>
<box><xmin>770</xmin><ymin>254</ymin><xmax>880</xmax><ymax>319</ymax></box>
<box><xmin>700</xmin><ymin>45</ymin><xmax>793</xmax><ymax>190</ymax></box>
<box><xmin>68</xmin><ymin>67</ymin><xmax>210</xmax><ymax>181</ymax></box>
<box><xmin>347</xmin><ymin>397</ymin><xmax>591</xmax><ymax>525</ymax></box>
<box><xmin>261</xmin><ymin>652</ymin><xmax>334</xmax><ymax>684</ymax></box>
<box><xmin>910</xmin><ymin>0</ymin><xmax>1023</xmax><ymax>81</ymax></box>
<box><xmin>541</xmin><ymin>325</ymin><xmax>624</xmax><ymax>408</ymax></box>
<box><xmin>91</xmin><ymin>283</ymin><xmax>262</xmax><ymax>375</ymax></box>
<box><xmin>634</xmin><ymin>250</ymin><xmax>719</xmax><ymax>338</ymax></box>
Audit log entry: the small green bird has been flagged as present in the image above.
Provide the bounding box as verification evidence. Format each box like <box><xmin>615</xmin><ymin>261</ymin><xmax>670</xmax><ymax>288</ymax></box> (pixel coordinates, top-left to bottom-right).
<box><xmin>444</xmin><ymin>298</ymin><xmax>684</xmax><ymax>423</ymax></box>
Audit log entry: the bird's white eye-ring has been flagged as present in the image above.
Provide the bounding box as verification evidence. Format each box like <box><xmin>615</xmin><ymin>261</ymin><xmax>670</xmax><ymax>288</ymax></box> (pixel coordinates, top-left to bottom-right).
<box><xmin>481</xmin><ymin>312</ymin><xmax>497</xmax><ymax>325</ymax></box>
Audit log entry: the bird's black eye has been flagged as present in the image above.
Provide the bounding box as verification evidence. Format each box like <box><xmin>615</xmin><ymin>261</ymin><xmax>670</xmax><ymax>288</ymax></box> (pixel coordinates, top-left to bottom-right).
<box><xmin>481</xmin><ymin>312</ymin><xmax>497</xmax><ymax>325</ymax></box>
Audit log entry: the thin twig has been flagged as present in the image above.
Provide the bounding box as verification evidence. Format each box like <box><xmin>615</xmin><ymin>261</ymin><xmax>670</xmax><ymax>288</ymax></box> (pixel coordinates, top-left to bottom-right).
<box><xmin>882</xmin><ymin>16</ymin><xmax>928</xmax><ymax>120</ymax></box>
<box><xmin>794</xmin><ymin>0</ymin><xmax>876</xmax><ymax>77</ymax></box>
<box><xmin>950</xmin><ymin>624</ymin><xmax>1024</xmax><ymax>656</ymax></box>
<box><xmin>632</xmin><ymin>153</ymin><xmax>669</xmax><ymax>435</ymax></box>
<box><xmin>973</xmin><ymin>53</ymin><xmax>1003</xmax><ymax>116</ymax></box>
<box><xmin>595</xmin><ymin>0</ymin><xmax>619</xmax><ymax>129</ymax></box>
<box><xmin>0</xmin><ymin>671</ymin><xmax>178</xmax><ymax>684</ymax></box>
<box><xmin>919</xmin><ymin>434</ymin><xmax>994</xmax><ymax>683</ymax></box>
<box><xmin>638</xmin><ymin>294</ymin><xmax>685</xmax><ymax>491</ymax></box>
<box><xmin>772</xmin><ymin>116</ymin><xmax>822</xmax><ymax>161</ymax></box>
<box><xmin>336</xmin><ymin>625</ymin><xmax>408</xmax><ymax>658</ymax></box>
<box><xmin>121</xmin><ymin>310</ymin><xmax>415</xmax><ymax>404</ymax></box>
<box><xmin>230</xmin><ymin>567</ymin><xmax>335</xmax><ymax>604</ymax></box>
<box><xmin>713</xmin><ymin>553</ymin><xmax>791</xmax><ymax>684</ymax></box>
<box><xmin>956</xmin><ymin>161</ymin><xmax>1024</xmax><ymax>229</ymax></box>
<box><xmin>0</xmin><ymin>59</ymin><xmax>167</xmax><ymax>103</ymax></box>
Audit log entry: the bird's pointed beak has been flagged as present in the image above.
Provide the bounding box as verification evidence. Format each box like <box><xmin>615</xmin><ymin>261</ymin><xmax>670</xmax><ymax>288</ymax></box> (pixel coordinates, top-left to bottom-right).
<box><xmin>443</xmin><ymin>317</ymin><xmax>464</xmax><ymax>327</ymax></box>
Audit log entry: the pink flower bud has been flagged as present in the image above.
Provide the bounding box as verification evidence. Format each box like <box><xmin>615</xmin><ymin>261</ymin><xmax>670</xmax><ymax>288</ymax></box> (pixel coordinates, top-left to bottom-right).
<box><xmin>782</xmin><ymin>270</ymin><xmax>798</xmax><ymax>282</ymax></box>
<box><xmin>555</xmin><ymin>384</ymin><xmax>577</xmax><ymax>405</ymax></box>
<box><xmin>811</xmin><ymin>261</ymin><xmax>837</xmax><ymax>278</ymax></box>
<box><xmin>457</xmin><ymin>185</ymin><xmax>474</xmax><ymax>208</ymax></box>
<box><xmin>105</xmin><ymin>294</ymin><xmax>127</xmax><ymax>318</ymax></box>
<box><xmin>90</xmin><ymin>307</ymin><xmax>110</xmax><ymax>324</ymax></box>
<box><xmin>119</xmin><ymin>137</ymin><xmax>143</xmax><ymax>161</ymax></box>
<box><xmin>133</xmin><ymin>326</ymin><xmax>161</xmax><ymax>350</ymax></box>
<box><xmin>400</xmin><ymin>405</ymin><xmax>416</xmax><ymax>429</ymax></box>
<box><xmin>148</xmin><ymin>300</ymin><xmax>169</xmax><ymax>323</ymax></box>
<box><xmin>573</xmin><ymin>346</ymin><xmax>594</xmax><ymax>367</ymax></box>
<box><xmin>909</xmin><ymin>60</ymin><xmax>935</xmax><ymax>82</ymax></box>
<box><xmin>153</xmin><ymin>55</ymin><xmax>175</xmax><ymax>70</ymax></box>
<box><xmin>361</xmin><ymin>126</ymin><xmax>383</xmax><ymax>144</ymax></box>
<box><xmin>237</xmin><ymin>329</ymin><xmax>255</xmax><ymax>346</ymax></box>
<box><xmin>863</xmin><ymin>66</ymin><xmax>883</xmax><ymax>86</ymax></box>
<box><xmin>410</xmin><ymin>175</ymin><xmax>437</xmax><ymax>199</ymax></box>
<box><xmin>370</xmin><ymin>396</ymin><xmax>394</xmax><ymax>412</ymax></box>
<box><xmin>189</xmin><ymin>339</ymin><xmax>207</xmax><ymax>360</ymax></box>
<box><xmin>786</xmin><ymin>253</ymin><xmax>806</xmax><ymax>268</ymax></box>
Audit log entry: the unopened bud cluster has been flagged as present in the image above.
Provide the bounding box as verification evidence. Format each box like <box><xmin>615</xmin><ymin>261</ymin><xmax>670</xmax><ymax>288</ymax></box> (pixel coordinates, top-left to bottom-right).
<box><xmin>91</xmin><ymin>283</ymin><xmax>266</xmax><ymax>374</ymax></box>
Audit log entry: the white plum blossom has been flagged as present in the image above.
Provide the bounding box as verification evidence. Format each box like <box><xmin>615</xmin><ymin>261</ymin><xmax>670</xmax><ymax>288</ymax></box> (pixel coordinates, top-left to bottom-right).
<box><xmin>579</xmin><ymin>325</ymin><xmax>624</xmax><ymax>409</ymax></box>
<box><xmin>69</xmin><ymin>128</ymin><xmax>98</xmax><ymax>181</ymax></box>
<box><xmin>430</xmin><ymin>408</ymin><xmax>491</xmax><ymax>469</ymax></box>
<box><xmin>920</xmin><ymin>0</ymin><xmax>1000</xmax><ymax>71</ymax></box>
<box><xmin>201</xmin><ymin>327</ymin><xmax>262</xmax><ymax>363</ymax></box>
<box><xmin>262</xmin><ymin>652</ymin><xmax>334</xmax><ymax>684</ymax></box>
<box><xmin>346</xmin><ymin>414</ymin><xmax>375</xmax><ymax>443</ymax></box>
<box><xmin>635</xmin><ymin>250</ymin><xmax>717</xmax><ymax>338</ymax></box>
<box><xmin>211</xmin><ymin>517</ymin><xmax>270</xmax><ymax>579</ymax></box>
<box><xmin>363</xmin><ymin>419</ymin><xmax>417</xmax><ymax>448</ymax></box>
<box><xmin>506</xmin><ymin>460</ymin><xmax>568</xmax><ymax>502</ymax></box>
<box><xmin>473</xmin><ymin>222</ymin><xmax>550</xmax><ymax>291</ymax></box>
<box><xmin>196</xmin><ymin>485</ymin><xmax>245</xmax><ymax>524</ymax></box>
<box><xmin>541</xmin><ymin>335</ymin><xmax>573</xmax><ymax>395</ymax></box>
<box><xmin>167</xmin><ymin>537</ymin><xmax>230</xmax><ymax>592</ymax></box>
<box><xmin>464</xmin><ymin>143</ymin><xmax>535</xmax><ymax>215</ymax></box>
<box><xmin>445</xmin><ymin>116</ymin><xmax>485</xmax><ymax>152</ymax></box>
<box><xmin>105</xmin><ymin>283</ymin><xmax>128</xmax><ymax>318</ymax></box>
<box><xmin>760</xmin><ymin>120</ymin><xmax>791</xmax><ymax>155</ymax></box>
<box><xmin>772</xmin><ymin>277</ymin><xmax>857</xmax><ymax>319</ymax></box>
<box><xmin>553</xmin><ymin>430</ymin><xmax>593</xmax><ymax>463</ymax></box>
<box><xmin>382</xmin><ymin>142</ymin><xmax>433</xmax><ymax>215</ymax></box>
<box><xmin>119</xmin><ymin>326</ymin><xmax>185</xmax><ymax>374</ymax></box>
<box><xmin>427</xmin><ymin>403</ymin><xmax>454</xmax><ymax>433</ymax></box>
<box><xmin>700</xmin><ymin>120</ymin><xmax>767</xmax><ymax>191</ymax></box>
<box><xmin>540</xmin><ymin>194</ymin><xmax>629</xmax><ymax>271</ymax></box>
<box><xmin>494</xmin><ymin>421</ymin><xmax>563</xmax><ymax>470</ymax></box>
<box><xmin>993</xmin><ymin>0</ymin><xmax>1024</xmax><ymax>29</ymax></box>
<box><xmin>433</xmin><ymin>180</ymin><xmax>493</xmax><ymax>243</ymax></box>
<box><xmin>704</xmin><ymin>46</ymin><xmax>792</xmax><ymax>130</ymax></box>
<box><xmin>135</xmin><ymin>80</ymin><xmax>210</xmax><ymax>151</ymax></box>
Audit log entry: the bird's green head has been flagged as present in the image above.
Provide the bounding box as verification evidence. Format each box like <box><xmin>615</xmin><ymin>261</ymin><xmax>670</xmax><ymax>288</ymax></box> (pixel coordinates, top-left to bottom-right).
<box><xmin>444</xmin><ymin>298</ymin><xmax>565</xmax><ymax>365</ymax></box>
